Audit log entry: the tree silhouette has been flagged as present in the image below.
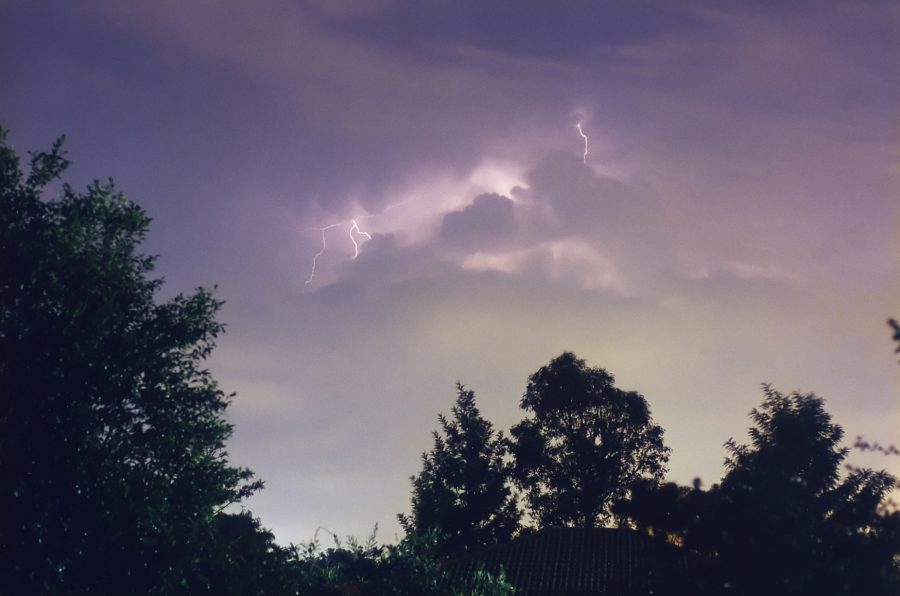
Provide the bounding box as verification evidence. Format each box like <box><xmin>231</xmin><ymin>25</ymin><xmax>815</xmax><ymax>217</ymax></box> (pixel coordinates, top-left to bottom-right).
<box><xmin>291</xmin><ymin>528</ymin><xmax>515</xmax><ymax>595</ymax></box>
<box><xmin>700</xmin><ymin>386</ymin><xmax>899</xmax><ymax>595</ymax></box>
<box><xmin>400</xmin><ymin>384</ymin><xmax>519</xmax><ymax>558</ymax></box>
<box><xmin>199</xmin><ymin>512</ymin><xmax>300</xmax><ymax>596</ymax></box>
<box><xmin>509</xmin><ymin>352</ymin><xmax>669</xmax><ymax>529</ymax></box>
<box><xmin>0</xmin><ymin>129</ymin><xmax>261</xmax><ymax>594</ymax></box>
<box><xmin>889</xmin><ymin>318</ymin><xmax>900</xmax><ymax>360</ymax></box>
<box><xmin>612</xmin><ymin>477</ymin><xmax>709</xmax><ymax>542</ymax></box>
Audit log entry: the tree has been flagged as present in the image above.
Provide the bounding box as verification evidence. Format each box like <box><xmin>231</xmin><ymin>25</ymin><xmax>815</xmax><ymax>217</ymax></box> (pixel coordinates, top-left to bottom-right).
<box><xmin>0</xmin><ymin>129</ymin><xmax>261</xmax><ymax>594</ymax></box>
<box><xmin>890</xmin><ymin>318</ymin><xmax>900</xmax><ymax>359</ymax></box>
<box><xmin>291</xmin><ymin>528</ymin><xmax>515</xmax><ymax>595</ymax></box>
<box><xmin>695</xmin><ymin>386</ymin><xmax>899</xmax><ymax>596</ymax></box>
<box><xmin>198</xmin><ymin>512</ymin><xmax>299</xmax><ymax>596</ymax></box>
<box><xmin>509</xmin><ymin>352</ymin><xmax>669</xmax><ymax>529</ymax></box>
<box><xmin>612</xmin><ymin>477</ymin><xmax>708</xmax><ymax>542</ymax></box>
<box><xmin>399</xmin><ymin>384</ymin><xmax>520</xmax><ymax>558</ymax></box>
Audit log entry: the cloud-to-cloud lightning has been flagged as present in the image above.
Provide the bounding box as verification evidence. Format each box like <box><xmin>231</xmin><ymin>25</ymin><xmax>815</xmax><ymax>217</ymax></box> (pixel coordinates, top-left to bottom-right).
<box><xmin>576</xmin><ymin>122</ymin><xmax>589</xmax><ymax>164</ymax></box>
<box><xmin>302</xmin><ymin>219</ymin><xmax>372</xmax><ymax>292</ymax></box>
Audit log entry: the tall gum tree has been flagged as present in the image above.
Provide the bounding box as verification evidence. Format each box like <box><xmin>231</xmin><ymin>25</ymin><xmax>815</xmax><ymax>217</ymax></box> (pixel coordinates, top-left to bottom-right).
<box><xmin>509</xmin><ymin>352</ymin><xmax>669</xmax><ymax>529</ymax></box>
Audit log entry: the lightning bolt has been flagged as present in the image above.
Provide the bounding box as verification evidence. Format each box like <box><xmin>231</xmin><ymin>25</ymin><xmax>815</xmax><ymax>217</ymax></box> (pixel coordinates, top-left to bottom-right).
<box><xmin>576</xmin><ymin>122</ymin><xmax>589</xmax><ymax>164</ymax></box>
<box><xmin>348</xmin><ymin>219</ymin><xmax>371</xmax><ymax>259</ymax></box>
<box><xmin>302</xmin><ymin>219</ymin><xmax>373</xmax><ymax>292</ymax></box>
<box><xmin>303</xmin><ymin>223</ymin><xmax>340</xmax><ymax>292</ymax></box>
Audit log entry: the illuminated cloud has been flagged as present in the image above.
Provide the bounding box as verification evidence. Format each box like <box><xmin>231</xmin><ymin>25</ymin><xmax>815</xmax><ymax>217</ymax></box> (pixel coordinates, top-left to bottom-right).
<box><xmin>461</xmin><ymin>239</ymin><xmax>628</xmax><ymax>294</ymax></box>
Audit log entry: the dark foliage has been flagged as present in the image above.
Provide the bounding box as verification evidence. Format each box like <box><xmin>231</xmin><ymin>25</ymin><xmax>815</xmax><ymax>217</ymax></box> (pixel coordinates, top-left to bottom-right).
<box><xmin>511</xmin><ymin>352</ymin><xmax>669</xmax><ymax>528</ymax></box>
<box><xmin>0</xmin><ymin>130</ymin><xmax>264</xmax><ymax>595</ymax></box>
<box><xmin>710</xmin><ymin>386</ymin><xmax>899</xmax><ymax>595</ymax></box>
<box><xmin>708</xmin><ymin>386</ymin><xmax>900</xmax><ymax>594</ymax></box>
<box><xmin>198</xmin><ymin>512</ymin><xmax>303</xmax><ymax>596</ymax></box>
<box><xmin>889</xmin><ymin>318</ymin><xmax>900</xmax><ymax>360</ymax></box>
<box><xmin>613</xmin><ymin>478</ymin><xmax>708</xmax><ymax>541</ymax></box>
<box><xmin>509</xmin><ymin>352</ymin><xmax>670</xmax><ymax>529</ymax></box>
<box><xmin>291</xmin><ymin>529</ymin><xmax>514</xmax><ymax>595</ymax></box>
<box><xmin>616</xmin><ymin>386</ymin><xmax>900</xmax><ymax>596</ymax></box>
<box><xmin>400</xmin><ymin>384</ymin><xmax>520</xmax><ymax>558</ymax></box>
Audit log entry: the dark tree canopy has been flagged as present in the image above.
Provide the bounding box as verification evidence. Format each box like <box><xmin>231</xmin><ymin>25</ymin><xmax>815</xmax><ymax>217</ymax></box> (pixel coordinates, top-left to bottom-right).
<box><xmin>890</xmin><ymin>318</ymin><xmax>900</xmax><ymax>360</ymax></box>
<box><xmin>617</xmin><ymin>386</ymin><xmax>900</xmax><ymax>596</ymax></box>
<box><xmin>509</xmin><ymin>352</ymin><xmax>669</xmax><ymax>529</ymax></box>
<box><xmin>400</xmin><ymin>384</ymin><xmax>520</xmax><ymax>558</ymax></box>
<box><xmin>612</xmin><ymin>477</ymin><xmax>708</xmax><ymax>542</ymax></box>
<box><xmin>292</xmin><ymin>528</ymin><xmax>515</xmax><ymax>595</ymax></box>
<box><xmin>709</xmin><ymin>386</ymin><xmax>900</xmax><ymax>595</ymax></box>
<box><xmin>0</xmin><ymin>130</ymin><xmax>261</xmax><ymax>594</ymax></box>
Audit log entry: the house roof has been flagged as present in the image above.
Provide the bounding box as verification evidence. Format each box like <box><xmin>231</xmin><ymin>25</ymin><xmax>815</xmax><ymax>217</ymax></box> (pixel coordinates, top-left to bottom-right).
<box><xmin>445</xmin><ymin>527</ymin><xmax>695</xmax><ymax>596</ymax></box>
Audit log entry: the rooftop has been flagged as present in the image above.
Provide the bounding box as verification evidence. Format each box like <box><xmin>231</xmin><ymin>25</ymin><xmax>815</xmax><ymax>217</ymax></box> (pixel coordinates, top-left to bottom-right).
<box><xmin>446</xmin><ymin>527</ymin><xmax>696</xmax><ymax>596</ymax></box>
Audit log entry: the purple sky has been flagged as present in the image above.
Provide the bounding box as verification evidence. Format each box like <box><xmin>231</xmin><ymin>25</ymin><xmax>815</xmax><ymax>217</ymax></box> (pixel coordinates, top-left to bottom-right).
<box><xmin>4</xmin><ymin>0</ymin><xmax>899</xmax><ymax>543</ymax></box>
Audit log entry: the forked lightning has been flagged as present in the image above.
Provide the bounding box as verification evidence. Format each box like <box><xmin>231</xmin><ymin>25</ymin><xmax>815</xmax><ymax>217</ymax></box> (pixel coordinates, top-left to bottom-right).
<box><xmin>302</xmin><ymin>219</ymin><xmax>372</xmax><ymax>292</ymax></box>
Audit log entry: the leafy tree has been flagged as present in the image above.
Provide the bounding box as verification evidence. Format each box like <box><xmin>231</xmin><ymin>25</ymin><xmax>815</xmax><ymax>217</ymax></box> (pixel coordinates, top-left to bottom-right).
<box><xmin>509</xmin><ymin>352</ymin><xmax>669</xmax><ymax>529</ymax></box>
<box><xmin>400</xmin><ymin>384</ymin><xmax>519</xmax><ymax>558</ymax></box>
<box><xmin>889</xmin><ymin>317</ymin><xmax>900</xmax><ymax>359</ymax></box>
<box><xmin>292</xmin><ymin>528</ymin><xmax>515</xmax><ymax>595</ymax></box>
<box><xmin>686</xmin><ymin>386</ymin><xmax>899</xmax><ymax>596</ymax></box>
<box><xmin>612</xmin><ymin>477</ymin><xmax>708</xmax><ymax>541</ymax></box>
<box><xmin>615</xmin><ymin>387</ymin><xmax>900</xmax><ymax>595</ymax></box>
<box><xmin>198</xmin><ymin>512</ymin><xmax>300</xmax><ymax>596</ymax></box>
<box><xmin>0</xmin><ymin>129</ymin><xmax>261</xmax><ymax>594</ymax></box>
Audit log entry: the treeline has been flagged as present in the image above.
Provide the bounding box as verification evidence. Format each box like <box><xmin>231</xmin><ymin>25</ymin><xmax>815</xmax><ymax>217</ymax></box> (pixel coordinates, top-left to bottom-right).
<box><xmin>399</xmin><ymin>357</ymin><xmax>899</xmax><ymax>595</ymax></box>
<box><xmin>2</xmin><ymin>130</ymin><xmax>898</xmax><ymax>595</ymax></box>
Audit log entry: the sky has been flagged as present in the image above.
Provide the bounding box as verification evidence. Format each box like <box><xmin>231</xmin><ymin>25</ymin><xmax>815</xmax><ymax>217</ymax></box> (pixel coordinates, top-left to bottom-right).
<box><xmin>3</xmin><ymin>0</ymin><xmax>899</xmax><ymax>544</ymax></box>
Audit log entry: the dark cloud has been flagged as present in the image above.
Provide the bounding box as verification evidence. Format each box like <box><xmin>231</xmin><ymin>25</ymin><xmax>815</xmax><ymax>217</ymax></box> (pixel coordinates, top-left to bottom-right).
<box><xmin>310</xmin><ymin>0</ymin><xmax>702</xmax><ymax>64</ymax></box>
<box><xmin>440</xmin><ymin>192</ymin><xmax>516</xmax><ymax>249</ymax></box>
<box><xmin>505</xmin><ymin>153</ymin><xmax>676</xmax><ymax>293</ymax></box>
<box><xmin>526</xmin><ymin>153</ymin><xmax>640</xmax><ymax>231</ymax></box>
